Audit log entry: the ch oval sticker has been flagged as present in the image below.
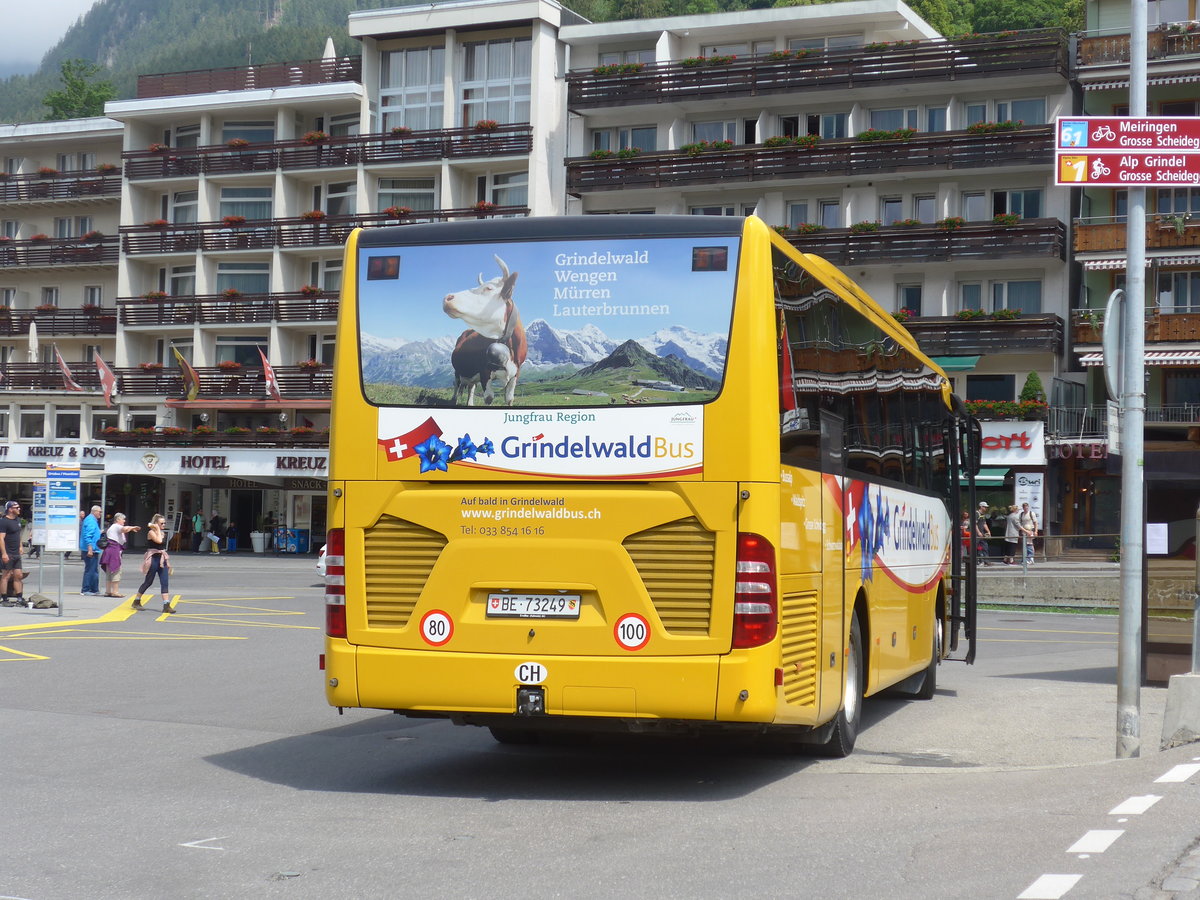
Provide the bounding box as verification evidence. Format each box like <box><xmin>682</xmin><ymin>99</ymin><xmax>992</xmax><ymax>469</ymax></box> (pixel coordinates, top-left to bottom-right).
<box><xmin>514</xmin><ymin>661</ymin><xmax>548</xmax><ymax>684</ymax></box>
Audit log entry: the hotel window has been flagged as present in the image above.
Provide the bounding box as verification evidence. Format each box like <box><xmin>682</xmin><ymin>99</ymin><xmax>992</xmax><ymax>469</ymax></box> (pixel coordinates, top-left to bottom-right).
<box><xmin>173</xmin><ymin>124</ymin><xmax>200</xmax><ymax>149</ymax></box>
<box><xmin>1149</xmin><ymin>0</ymin><xmax>1191</xmax><ymax>26</ymax></box>
<box><xmin>41</xmin><ymin>287</ymin><xmax>59</xmax><ymax>308</ymax></box>
<box><xmin>805</xmin><ymin>112</ymin><xmax>848</xmax><ymax>140</ymax></box>
<box><xmin>966</xmin><ymin>374</ymin><xmax>1015</xmax><ymax>402</ymax></box>
<box><xmin>55</xmin><ymin>411</ymin><xmax>80</xmax><ymax>440</ymax></box>
<box><xmin>926</xmin><ymin>107</ymin><xmax>948</xmax><ymax>132</ymax></box>
<box><xmin>461</xmin><ymin>37</ymin><xmax>531</xmax><ymax>126</ymax></box>
<box><xmin>216</xmin><ymin>261</ymin><xmax>270</xmax><ymax>296</ymax></box>
<box><xmin>313</xmin><ymin>181</ymin><xmax>356</xmax><ymax>217</ymax></box>
<box><xmin>960</xmin><ymin>282</ymin><xmax>983</xmax><ymax>312</ymax></box>
<box><xmin>994</xmin><ymin>188</ymin><xmax>1042</xmax><ymax>218</ymax></box>
<box><xmin>596</xmin><ymin>48</ymin><xmax>655</xmax><ymax>65</ymax></box>
<box><xmin>819</xmin><ymin>199</ymin><xmax>842</xmax><ymax>228</ymax></box>
<box><xmin>378</xmin><ymin>177</ymin><xmax>437</xmax><ymax>216</ymax></box>
<box><xmin>786</xmin><ymin>201</ymin><xmax>809</xmax><ymax>228</ymax></box>
<box><xmin>307</xmin><ymin>333</ymin><xmax>336</xmax><ymax>365</ymax></box>
<box><xmin>166</xmin><ymin>190</ymin><xmax>197</xmax><ymax>225</ymax></box>
<box><xmin>220</xmin><ymin>121</ymin><xmax>275</xmax><ymax>144</ymax></box>
<box><xmin>83</xmin><ymin>285</ymin><xmax>102</xmax><ymax>307</ymax></box>
<box><xmin>19</xmin><ymin>407</ymin><xmax>44</xmax><ymax>439</ymax></box>
<box><xmin>219</xmin><ymin>187</ymin><xmax>272</xmax><ymax>221</ymax></box>
<box><xmin>693</xmin><ymin>120</ymin><xmax>736</xmax><ymax>143</ymax></box>
<box><xmin>870</xmin><ymin>107</ymin><xmax>918</xmax><ymax>130</ymax></box>
<box><xmin>309</xmin><ymin>259</ymin><xmax>342</xmax><ymax>292</ymax></box>
<box><xmin>215</xmin><ymin>335</ymin><xmax>269</xmax><ymax>367</ymax></box>
<box><xmin>2</xmin><ymin>221</ymin><xmax>17</xmax><ymax>239</ymax></box>
<box><xmin>896</xmin><ymin>284</ymin><xmax>923</xmax><ymax>316</ymax></box>
<box><xmin>91</xmin><ymin>411</ymin><xmax>118</xmax><ymax>438</ymax></box>
<box><xmin>701</xmin><ymin>41</ymin><xmax>774</xmax><ymax>57</ymax></box>
<box><xmin>992</xmin><ymin>279</ymin><xmax>1042</xmax><ymax>314</ymax></box>
<box><xmin>789</xmin><ymin>35</ymin><xmax>862</xmax><ymax>51</ymax></box>
<box><xmin>480</xmin><ymin>171</ymin><xmax>528</xmax><ymax>210</ymax></box>
<box><xmin>4</xmin><ymin>158</ymin><xmax>21</xmax><ymax>175</ymax></box>
<box><xmin>380</xmin><ymin>45</ymin><xmax>445</xmax><ymax>132</ymax></box>
<box><xmin>962</xmin><ymin>191</ymin><xmax>988</xmax><ymax>221</ymax></box>
<box><xmin>1157</xmin><ymin>269</ymin><xmax>1200</xmax><ymax>312</ymax></box>
<box><xmin>75</xmin><ymin>216</ymin><xmax>93</xmax><ymax>236</ymax></box>
<box><xmin>914</xmin><ymin>195</ymin><xmax>936</xmax><ymax>223</ymax></box>
<box><xmin>591</xmin><ymin>125</ymin><xmax>657</xmax><ymax>153</ymax></box>
<box><xmin>996</xmin><ymin>99</ymin><xmax>1046</xmax><ymax>126</ymax></box>
<box><xmin>163</xmin><ymin>265</ymin><xmax>195</xmax><ymax>297</ymax></box>
<box><xmin>880</xmin><ymin>197</ymin><xmax>903</xmax><ymax>225</ymax></box>
<box><xmin>54</xmin><ymin>217</ymin><xmax>73</xmax><ymax>239</ymax></box>
<box><xmin>1156</xmin><ymin>188</ymin><xmax>1200</xmax><ymax>216</ymax></box>
<box><xmin>689</xmin><ymin>205</ymin><xmax>738</xmax><ymax>217</ymax></box>
<box><xmin>323</xmin><ymin>113</ymin><xmax>359</xmax><ymax>137</ymax></box>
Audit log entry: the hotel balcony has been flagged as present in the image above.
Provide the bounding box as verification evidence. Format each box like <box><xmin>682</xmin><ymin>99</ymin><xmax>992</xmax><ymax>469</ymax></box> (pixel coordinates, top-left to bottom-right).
<box><xmin>121</xmin><ymin>124</ymin><xmax>534</xmax><ymax>180</ymax></box>
<box><xmin>0</xmin><ymin>363</ymin><xmax>331</xmax><ymax>398</ymax></box>
<box><xmin>781</xmin><ymin>218</ymin><xmax>1065</xmax><ymax>267</ymax></box>
<box><xmin>1071</xmin><ymin>309</ymin><xmax>1200</xmax><ymax>345</ymax></box>
<box><xmin>119</xmin><ymin>205</ymin><xmax>529</xmax><ymax>255</ymax></box>
<box><xmin>1074</xmin><ymin>218</ymin><xmax>1200</xmax><ymax>257</ymax></box>
<box><xmin>118</xmin><ymin>290</ymin><xmax>337</xmax><ymax>327</ymax></box>
<box><xmin>1077</xmin><ymin>25</ymin><xmax>1200</xmax><ymax>68</ymax></box>
<box><xmin>0</xmin><ymin>235</ymin><xmax>118</xmax><ymax>269</ymax></box>
<box><xmin>0</xmin><ymin>169</ymin><xmax>121</xmax><ymax>203</ymax></box>
<box><xmin>566</xmin><ymin>127</ymin><xmax>1054</xmax><ymax>196</ymax></box>
<box><xmin>103</xmin><ymin>429</ymin><xmax>329</xmax><ymax>449</ymax></box>
<box><xmin>566</xmin><ymin>30</ymin><xmax>1068</xmax><ymax>110</ymax></box>
<box><xmin>136</xmin><ymin>56</ymin><xmax>361</xmax><ymax>99</ymax></box>
<box><xmin>1050</xmin><ymin>405</ymin><xmax>1200</xmax><ymax>442</ymax></box>
<box><xmin>903</xmin><ymin>313</ymin><xmax>1065</xmax><ymax>356</ymax></box>
<box><xmin>0</xmin><ymin>309</ymin><xmax>117</xmax><ymax>336</ymax></box>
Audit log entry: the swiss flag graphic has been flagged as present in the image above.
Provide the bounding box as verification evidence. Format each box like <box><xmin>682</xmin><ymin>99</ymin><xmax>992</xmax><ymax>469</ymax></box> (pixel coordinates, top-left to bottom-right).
<box><xmin>379</xmin><ymin>417</ymin><xmax>442</xmax><ymax>461</ymax></box>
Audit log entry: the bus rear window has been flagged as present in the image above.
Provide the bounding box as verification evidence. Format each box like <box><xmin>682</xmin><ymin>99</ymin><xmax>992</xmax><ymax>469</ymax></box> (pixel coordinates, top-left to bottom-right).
<box><xmin>357</xmin><ymin>236</ymin><xmax>737</xmax><ymax>408</ymax></box>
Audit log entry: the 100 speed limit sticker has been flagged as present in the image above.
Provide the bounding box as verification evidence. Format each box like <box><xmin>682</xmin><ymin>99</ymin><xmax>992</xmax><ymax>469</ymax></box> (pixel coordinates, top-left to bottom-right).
<box><xmin>613</xmin><ymin>613</ymin><xmax>650</xmax><ymax>651</ymax></box>
<box><xmin>420</xmin><ymin>610</ymin><xmax>454</xmax><ymax>646</ymax></box>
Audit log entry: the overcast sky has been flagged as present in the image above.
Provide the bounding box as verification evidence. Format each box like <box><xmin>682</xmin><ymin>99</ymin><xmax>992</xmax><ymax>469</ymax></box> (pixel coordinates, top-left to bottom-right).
<box><xmin>6</xmin><ymin>0</ymin><xmax>98</xmax><ymax>74</ymax></box>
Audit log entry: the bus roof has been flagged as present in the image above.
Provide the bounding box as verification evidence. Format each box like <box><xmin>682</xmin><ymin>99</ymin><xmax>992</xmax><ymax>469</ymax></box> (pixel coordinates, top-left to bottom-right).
<box><xmin>354</xmin><ymin>215</ymin><xmax>747</xmax><ymax>248</ymax></box>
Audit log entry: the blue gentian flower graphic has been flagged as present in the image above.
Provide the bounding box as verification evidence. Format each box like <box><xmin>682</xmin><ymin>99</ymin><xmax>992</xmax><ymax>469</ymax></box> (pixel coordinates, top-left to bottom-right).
<box><xmin>414</xmin><ymin>435</ymin><xmax>452</xmax><ymax>473</ymax></box>
<box><xmin>452</xmin><ymin>434</ymin><xmax>478</xmax><ymax>462</ymax></box>
<box><xmin>477</xmin><ymin>438</ymin><xmax>495</xmax><ymax>456</ymax></box>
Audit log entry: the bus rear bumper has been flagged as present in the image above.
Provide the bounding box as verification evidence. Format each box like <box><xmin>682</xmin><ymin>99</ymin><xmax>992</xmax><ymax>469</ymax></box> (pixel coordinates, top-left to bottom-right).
<box><xmin>326</xmin><ymin>640</ymin><xmax>760</xmax><ymax>724</ymax></box>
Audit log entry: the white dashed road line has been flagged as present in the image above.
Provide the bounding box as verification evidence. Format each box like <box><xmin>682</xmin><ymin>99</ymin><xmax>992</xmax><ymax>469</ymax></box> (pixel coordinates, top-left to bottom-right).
<box><xmin>1108</xmin><ymin>795</ymin><xmax>1161</xmax><ymax>816</ymax></box>
<box><xmin>1018</xmin><ymin>874</ymin><xmax>1082</xmax><ymax>899</ymax></box>
<box><xmin>1154</xmin><ymin>763</ymin><xmax>1200</xmax><ymax>784</ymax></box>
<box><xmin>1066</xmin><ymin>830</ymin><xmax>1123</xmax><ymax>855</ymax></box>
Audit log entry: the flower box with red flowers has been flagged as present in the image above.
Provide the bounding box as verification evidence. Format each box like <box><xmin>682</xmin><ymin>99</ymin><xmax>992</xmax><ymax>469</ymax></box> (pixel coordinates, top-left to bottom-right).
<box><xmin>29</xmin><ymin>233</ymin><xmax>50</xmax><ymax>242</ymax></box>
<box><xmin>37</xmin><ymin>167</ymin><xmax>58</xmax><ymax>177</ymax></box>
<box><xmin>389</xmin><ymin>125</ymin><xmax>413</xmax><ymax>137</ymax></box>
<box><xmin>144</xmin><ymin>219</ymin><xmax>169</xmax><ymax>228</ymax></box>
<box><xmin>194</xmin><ymin>425</ymin><xmax>215</xmax><ymax>435</ymax></box>
<box><xmin>218</xmin><ymin>360</ymin><xmax>243</xmax><ymax>371</ymax></box>
<box><xmin>95</xmin><ymin>163</ymin><xmax>119</xmax><ymax>174</ymax></box>
<box><xmin>297</xmin><ymin>359</ymin><xmax>323</xmax><ymax>370</ymax></box>
<box><xmin>35</xmin><ymin>304</ymin><xmax>58</xmax><ymax>312</ymax></box>
<box><xmin>473</xmin><ymin>119</ymin><xmax>499</xmax><ymax>131</ymax></box>
<box><xmin>141</xmin><ymin>291</ymin><xmax>167</xmax><ymax>301</ymax></box>
<box><xmin>226</xmin><ymin>138</ymin><xmax>250</xmax><ymax>149</ymax></box>
<box><xmin>472</xmin><ymin>201</ymin><xmax>498</xmax><ymax>213</ymax></box>
<box><xmin>222</xmin><ymin>215</ymin><xmax>246</xmax><ymax>227</ymax></box>
<box><xmin>139</xmin><ymin>362</ymin><xmax>163</xmax><ymax>371</ymax></box>
<box><xmin>148</xmin><ymin>143</ymin><xmax>169</xmax><ymax>153</ymax></box>
<box><xmin>221</xmin><ymin>288</ymin><xmax>243</xmax><ymax>299</ymax></box>
<box><xmin>382</xmin><ymin>206</ymin><xmax>412</xmax><ymax>217</ymax></box>
<box><xmin>301</xmin><ymin>209</ymin><xmax>327</xmax><ymax>221</ymax></box>
<box><xmin>302</xmin><ymin>130</ymin><xmax>329</xmax><ymax>144</ymax></box>
<box><xmin>79</xmin><ymin>230</ymin><xmax>104</xmax><ymax>242</ymax></box>
<box><xmin>299</xmin><ymin>284</ymin><xmax>322</xmax><ymax>296</ymax></box>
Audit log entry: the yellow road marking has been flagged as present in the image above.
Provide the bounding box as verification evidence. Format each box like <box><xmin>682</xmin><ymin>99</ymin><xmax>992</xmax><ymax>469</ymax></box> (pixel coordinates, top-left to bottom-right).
<box><xmin>0</xmin><ymin>645</ymin><xmax>49</xmax><ymax>661</ymax></box>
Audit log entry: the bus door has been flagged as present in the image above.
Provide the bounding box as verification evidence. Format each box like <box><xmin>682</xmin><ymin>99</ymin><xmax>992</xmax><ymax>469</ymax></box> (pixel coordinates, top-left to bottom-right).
<box><xmin>819</xmin><ymin>411</ymin><xmax>848</xmax><ymax>713</ymax></box>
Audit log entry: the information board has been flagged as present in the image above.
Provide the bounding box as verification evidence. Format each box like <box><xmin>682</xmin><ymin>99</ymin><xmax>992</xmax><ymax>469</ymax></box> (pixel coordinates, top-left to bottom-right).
<box><xmin>1055</xmin><ymin>117</ymin><xmax>1200</xmax><ymax>187</ymax></box>
<box><xmin>31</xmin><ymin>480</ymin><xmax>47</xmax><ymax>546</ymax></box>
<box><xmin>44</xmin><ymin>467</ymin><xmax>80</xmax><ymax>553</ymax></box>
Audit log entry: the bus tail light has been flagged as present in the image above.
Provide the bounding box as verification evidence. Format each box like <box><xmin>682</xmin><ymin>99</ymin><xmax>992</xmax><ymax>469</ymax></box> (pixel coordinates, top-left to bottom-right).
<box><xmin>732</xmin><ymin>532</ymin><xmax>778</xmax><ymax>648</ymax></box>
<box><xmin>325</xmin><ymin>528</ymin><xmax>346</xmax><ymax>639</ymax></box>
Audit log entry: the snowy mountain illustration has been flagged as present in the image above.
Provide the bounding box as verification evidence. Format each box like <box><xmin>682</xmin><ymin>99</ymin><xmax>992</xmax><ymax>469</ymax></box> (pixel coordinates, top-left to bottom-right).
<box><xmin>636</xmin><ymin>325</ymin><xmax>728</xmax><ymax>380</ymax></box>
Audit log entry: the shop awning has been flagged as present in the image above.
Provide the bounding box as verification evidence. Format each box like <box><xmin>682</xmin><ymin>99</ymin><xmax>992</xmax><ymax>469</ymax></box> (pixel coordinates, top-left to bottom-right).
<box><xmin>931</xmin><ymin>355</ymin><xmax>981</xmax><ymax>372</ymax></box>
<box><xmin>1080</xmin><ymin>349</ymin><xmax>1200</xmax><ymax>366</ymax></box>
<box><xmin>974</xmin><ymin>467</ymin><xmax>1009</xmax><ymax>486</ymax></box>
<box><xmin>0</xmin><ymin>467</ymin><xmax>104</xmax><ymax>484</ymax></box>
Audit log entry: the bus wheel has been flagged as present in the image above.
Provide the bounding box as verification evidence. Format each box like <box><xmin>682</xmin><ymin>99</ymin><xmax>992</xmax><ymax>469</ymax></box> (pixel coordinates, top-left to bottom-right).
<box><xmin>488</xmin><ymin>726</ymin><xmax>541</xmax><ymax>745</ymax></box>
<box><xmin>815</xmin><ymin>613</ymin><xmax>863</xmax><ymax>758</ymax></box>
<box><xmin>913</xmin><ymin>612</ymin><xmax>942</xmax><ymax>701</ymax></box>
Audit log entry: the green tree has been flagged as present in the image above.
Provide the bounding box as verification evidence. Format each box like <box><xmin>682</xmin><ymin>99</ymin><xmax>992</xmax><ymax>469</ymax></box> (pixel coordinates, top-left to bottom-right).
<box><xmin>42</xmin><ymin>59</ymin><xmax>116</xmax><ymax>120</ymax></box>
<box><xmin>908</xmin><ymin>0</ymin><xmax>973</xmax><ymax>35</ymax></box>
<box><xmin>973</xmin><ymin>0</ymin><xmax>1084</xmax><ymax>32</ymax></box>
<box><xmin>1019</xmin><ymin>371</ymin><xmax>1046</xmax><ymax>403</ymax></box>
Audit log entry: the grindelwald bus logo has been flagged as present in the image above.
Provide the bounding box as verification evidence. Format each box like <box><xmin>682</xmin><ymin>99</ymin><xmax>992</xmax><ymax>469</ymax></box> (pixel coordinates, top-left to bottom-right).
<box><xmin>141</xmin><ymin>452</ymin><xmax>160</xmax><ymax>472</ymax></box>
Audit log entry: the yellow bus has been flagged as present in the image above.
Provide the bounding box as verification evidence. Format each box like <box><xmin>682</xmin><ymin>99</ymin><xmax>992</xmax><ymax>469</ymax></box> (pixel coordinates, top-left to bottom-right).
<box><xmin>322</xmin><ymin>215</ymin><xmax>978</xmax><ymax>755</ymax></box>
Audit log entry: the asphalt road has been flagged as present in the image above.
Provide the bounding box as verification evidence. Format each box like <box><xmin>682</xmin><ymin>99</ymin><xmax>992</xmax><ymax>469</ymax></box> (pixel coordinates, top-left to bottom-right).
<box><xmin>2</xmin><ymin>555</ymin><xmax>1198</xmax><ymax>900</ymax></box>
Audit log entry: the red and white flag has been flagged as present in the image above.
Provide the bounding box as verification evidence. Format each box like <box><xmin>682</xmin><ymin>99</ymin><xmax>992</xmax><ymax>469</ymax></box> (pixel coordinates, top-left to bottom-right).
<box><xmin>258</xmin><ymin>347</ymin><xmax>282</xmax><ymax>402</ymax></box>
<box><xmin>54</xmin><ymin>344</ymin><xmax>83</xmax><ymax>392</ymax></box>
<box><xmin>93</xmin><ymin>349</ymin><xmax>117</xmax><ymax>408</ymax></box>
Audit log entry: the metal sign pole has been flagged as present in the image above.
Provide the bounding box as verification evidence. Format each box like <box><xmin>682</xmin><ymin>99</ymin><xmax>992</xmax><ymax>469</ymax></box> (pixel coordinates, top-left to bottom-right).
<box><xmin>1117</xmin><ymin>0</ymin><xmax>1148</xmax><ymax>760</ymax></box>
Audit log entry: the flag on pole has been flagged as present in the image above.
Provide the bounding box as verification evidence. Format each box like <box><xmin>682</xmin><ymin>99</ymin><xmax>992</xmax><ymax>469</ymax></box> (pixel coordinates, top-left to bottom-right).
<box><xmin>54</xmin><ymin>344</ymin><xmax>84</xmax><ymax>392</ymax></box>
<box><xmin>258</xmin><ymin>347</ymin><xmax>282</xmax><ymax>402</ymax></box>
<box><xmin>93</xmin><ymin>350</ymin><xmax>117</xmax><ymax>408</ymax></box>
<box><xmin>171</xmin><ymin>346</ymin><xmax>200</xmax><ymax>401</ymax></box>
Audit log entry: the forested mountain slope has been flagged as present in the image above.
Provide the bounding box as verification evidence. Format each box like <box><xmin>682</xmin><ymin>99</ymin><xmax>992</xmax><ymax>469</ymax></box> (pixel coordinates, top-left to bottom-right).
<box><xmin>0</xmin><ymin>0</ymin><xmax>1082</xmax><ymax>124</ymax></box>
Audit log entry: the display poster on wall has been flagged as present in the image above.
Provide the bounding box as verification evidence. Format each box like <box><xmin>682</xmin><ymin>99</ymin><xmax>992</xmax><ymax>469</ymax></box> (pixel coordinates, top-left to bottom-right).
<box><xmin>1013</xmin><ymin>471</ymin><xmax>1045</xmax><ymax>528</ymax></box>
<box><xmin>44</xmin><ymin>467</ymin><xmax>79</xmax><ymax>553</ymax></box>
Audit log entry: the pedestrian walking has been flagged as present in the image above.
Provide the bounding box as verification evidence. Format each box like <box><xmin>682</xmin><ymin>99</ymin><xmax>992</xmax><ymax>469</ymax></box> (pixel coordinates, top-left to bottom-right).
<box><xmin>191</xmin><ymin>509</ymin><xmax>205</xmax><ymax>553</ymax></box>
<box><xmin>205</xmin><ymin>513</ymin><xmax>225</xmax><ymax>553</ymax></box>
<box><xmin>80</xmin><ymin>505</ymin><xmax>103</xmax><ymax>595</ymax></box>
<box><xmin>225</xmin><ymin>521</ymin><xmax>238</xmax><ymax>554</ymax></box>
<box><xmin>1003</xmin><ymin>504</ymin><xmax>1021</xmax><ymax>564</ymax></box>
<box><xmin>974</xmin><ymin>501</ymin><xmax>992</xmax><ymax>566</ymax></box>
<box><xmin>0</xmin><ymin>500</ymin><xmax>26</xmax><ymax>607</ymax></box>
<box><xmin>101</xmin><ymin>513</ymin><xmax>140</xmax><ymax>598</ymax></box>
<box><xmin>1019</xmin><ymin>502</ymin><xmax>1039</xmax><ymax>563</ymax></box>
<box><xmin>132</xmin><ymin>513</ymin><xmax>175</xmax><ymax>614</ymax></box>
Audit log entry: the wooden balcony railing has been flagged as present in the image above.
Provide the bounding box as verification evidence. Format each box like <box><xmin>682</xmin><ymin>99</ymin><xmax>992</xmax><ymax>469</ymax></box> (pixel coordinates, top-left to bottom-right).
<box><xmin>567</xmin><ymin>127</ymin><xmax>1053</xmax><ymax>195</ymax></box>
<box><xmin>0</xmin><ymin>310</ymin><xmax>116</xmax><ymax>336</ymax></box>
<box><xmin>782</xmin><ymin>219</ymin><xmax>1065</xmax><ymax>266</ymax></box>
<box><xmin>1078</xmin><ymin>28</ymin><xmax>1200</xmax><ymax>66</ymax></box>
<box><xmin>1074</xmin><ymin>219</ymin><xmax>1200</xmax><ymax>254</ymax></box>
<box><xmin>137</xmin><ymin>56</ymin><xmax>361</xmax><ymax>99</ymax></box>
<box><xmin>567</xmin><ymin>30</ymin><xmax>1067</xmax><ymax>109</ymax></box>
<box><xmin>0</xmin><ymin>236</ymin><xmax>118</xmax><ymax>268</ymax></box>
<box><xmin>122</xmin><ymin>124</ymin><xmax>533</xmax><ymax>180</ymax></box>
<box><xmin>0</xmin><ymin>170</ymin><xmax>120</xmax><ymax>202</ymax></box>
<box><xmin>1071</xmin><ymin>309</ymin><xmax>1200</xmax><ymax>344</ymax></box>
<box><xmin>119</xmin><ymin>206</ymin><xmax>529</xmax><ymax>255</ymax></box>
<box><xmin>903</xmin><ymin>314</ymin><xmax>1064</xmax><ymax>356</ymax></box>
<box><xmin>117</xmin><ymin>291</ymin><xmax>338</xmax><ymax>327</ymax></box>
<box><xmin>103</xmin><ymin>430</ymin><xmax>329</xmax><ymax>448</ymax></box>
<box><xmin>0</xmin><ymin>363</ymin><xmax>332</xmax><ymax>397</ymax></box>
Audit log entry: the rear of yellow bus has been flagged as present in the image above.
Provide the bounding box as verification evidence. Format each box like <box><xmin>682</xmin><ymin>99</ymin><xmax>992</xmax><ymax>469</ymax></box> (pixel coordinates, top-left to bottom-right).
<box><xmin>323</xmin><ymin>216</ymin><xmax>897</xmax><ymax>748</ymax></box>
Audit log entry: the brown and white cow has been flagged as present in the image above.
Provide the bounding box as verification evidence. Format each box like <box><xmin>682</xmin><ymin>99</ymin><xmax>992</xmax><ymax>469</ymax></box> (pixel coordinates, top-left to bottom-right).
<box><xmin>443</xmin><ymin>255</ymin><xmax>526</xmax><ymax>406</ymax></box>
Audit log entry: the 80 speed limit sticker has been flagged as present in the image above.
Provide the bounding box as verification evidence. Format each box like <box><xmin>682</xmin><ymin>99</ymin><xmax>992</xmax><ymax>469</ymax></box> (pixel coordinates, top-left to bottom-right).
<box><xmin>613</xmin><ymin>613</ymin><xmax>650</xmax><ymax>651</ymax></box>
<box><xmin>420</xmin><ymin>610</ymin><xmax>454</xmax><ymax>646</ymax></box>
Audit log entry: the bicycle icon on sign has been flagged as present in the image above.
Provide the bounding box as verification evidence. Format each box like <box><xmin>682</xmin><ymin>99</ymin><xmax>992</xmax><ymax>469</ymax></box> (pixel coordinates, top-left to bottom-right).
<box><xmin>1091</xmin><ymin>159</ymin><xmax>1112</xmax><ymax>178</ymax></box>
<box><xmin>1093</xmin><ymin>125</ymin><xmax>1116</xmax><ymax>141</ymax></box>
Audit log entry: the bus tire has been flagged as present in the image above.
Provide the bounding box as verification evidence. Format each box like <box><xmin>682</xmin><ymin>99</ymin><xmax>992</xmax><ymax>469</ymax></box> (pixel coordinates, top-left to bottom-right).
<box><xmin>815</xmin><ymin>612</ymin><xmax>864</xmax><ymax>758</ymax></box>
<box><xmin>488</xmin><ymin>726</ymin><xmax>541</xmax><ymax>745</ymax></box>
